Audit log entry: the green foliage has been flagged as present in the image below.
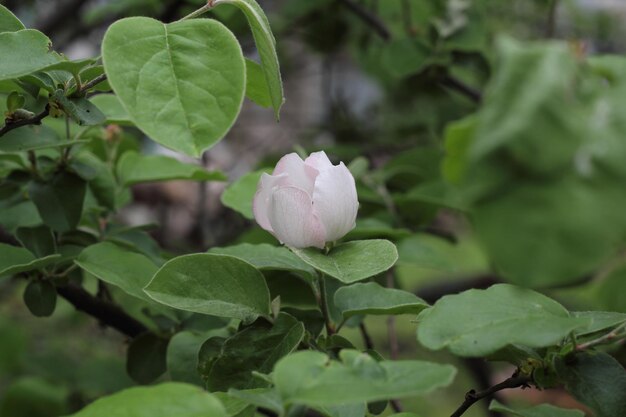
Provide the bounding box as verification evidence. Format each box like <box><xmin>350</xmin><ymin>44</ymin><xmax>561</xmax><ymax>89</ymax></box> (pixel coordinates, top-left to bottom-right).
<box><xmin>0</xmin><ymin>5</ymin><xmax>25</xmax><ymax>33</ymax></box>
<box><xmin>0</xmin><ymin>30</ymin><xmax>60</xmax><ymax>80</ymax></box>
<box><xmin>126</xmin><ymin>333</ymin><xmax>169</xmax><ymax>384</ymax></box>
<box><xmin>221</xmin><ymin>170</ymin><xmax>267</xmax><ymax>219</ymax></box>
<box><xmin>489</xmin><ymin>400</ymin><xmax>584</xmax><ymax>417</ymax></box>
<box><xmin>334</xmin><ymin>282</ymin><xmax>428</xmax><ymax>318</ymax></box>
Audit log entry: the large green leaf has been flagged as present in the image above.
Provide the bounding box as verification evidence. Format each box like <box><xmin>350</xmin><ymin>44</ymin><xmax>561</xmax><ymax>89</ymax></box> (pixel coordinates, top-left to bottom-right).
<box><xmin>65</xmin><ymin>383</ymin><xmax>227</xmax><ymax>417</ymax></box>
<box><xmin>416</xmin><ymin>284</ymin><xmax>590</xmax><ymax>357</ymax></box>
<box><xmin>0</xmin><ymin>243</ymin><xmax>60</xmax><ymax>278</ymax></box>
<box><xmin>144</xmin><ymin>254</ymin><xmax>271</xmax><ymax>323</ymax></box>
<box><xmin>0</xmin><ymin>5</ymin><xmax>25</xmax><ymax>33</ymax></box>
<box><xmin>221</xmin><ymin>169</ymin><xmax>266</xmax><ymax>219</ymax></box>
<box><xmin>75</xmin><ymin>242</ymin><xmax>158</xmax><ymax>302</ymax></box>
<box><xmin>102</xmin><ymin>17</ymin><xmax>246</xmax><ymax>156</ymax></box>
<box><xmin>208</xmin><ymin>243</ymin><xmax>316</xmax><ymax>281</ymax></box>
<box><xmin>28</xmin><ymin>172</ymin><xmax>86</xmax><ymax>232</ymax></box>
<box><xmin>489</xmin><ymin>400</ymin><xmax>584</xmax><ymax>417</ymax></box>
<box><xmin>89</xmin><ymin>94</ymin><xmax>132</xmax><ymax>125</ymax></box>
<box><xmin>0</xmin><ymin>30</ymin><xmax>60</xmax><ymax>81</ymax></box>
<box><xmin>334</xmin><ymin>282</ymin><xmax>428</xmax><ymax>319</ymax></box>
<box><xmin>555</xmin><ymin>352</ymin><xmax>626</xmax><ymax>417</ymax></box>
<box><xmin>211</xmin><ymin>0</ymin><xmax>283</xmax><ymax>118</ymax></box>
<box><xmin>274</xmin><ymin>350</ymin><xmax>456</xmax><ymax>406</ymax></box>
<box><xmin>117</xmin><ymin>151</ymin><xmax>226</xmax><ymax>186</ymax></box>
<box><xmin>204</xmin><ymin>313</ymin><xmax>305</xmax><ymax>391</ymax></box>
<box><xmin>292</xmin><ymin>240</ymin><xmax>398</xmax><ymax>283</ymax></box>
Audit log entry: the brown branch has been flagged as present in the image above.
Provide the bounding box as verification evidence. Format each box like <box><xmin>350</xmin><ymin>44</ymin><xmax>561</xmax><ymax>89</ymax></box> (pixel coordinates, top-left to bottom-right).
<box><xmin>337</xmin><ymin>0</ymin><xmax>391</xmax><ymax>41</ymax></box>
<box><xmin>57</xmin><ymin>282</ymin><xmax>147</xmax><ymax>337</ymax></box>
<box><xmin>0</xmin><ymin>105</ymin><xmax>50</xmax><ymax>137</ymax></box>
<box><xmin>450</xmin><ymin>374</ymin><xmax>532</xmax><ymax>417</ymax></box>
<box><xmin>440</xmin><ymin>75</ymin><xmax>483</xmax><ymax>104</ymax></box>
<box><xmin>359</xmin><ymin>322</ymin><xmax>374</xmax><ymax>350</ymax></box>
<box><xmin>79</xmin><ymin>73</ymin><xmax>108</xmax><ymax>94</ymax></box>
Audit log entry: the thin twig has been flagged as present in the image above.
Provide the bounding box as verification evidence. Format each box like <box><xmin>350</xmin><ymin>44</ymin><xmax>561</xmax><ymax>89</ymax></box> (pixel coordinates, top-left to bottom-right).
<box><xmin>79</xmin><ymin>73</ymin><xmax>108</xmax><ymax>94</ymax></box>
<box><xmin>450</xmin><ymin>374</ymin><xmax>531</xmax><ymax>417</ymax></box>
<box><xmin>576</xmin><ymin>322</ymin><xmax>626</xmax><ymax>351</ymax></box>
<box><xmin>337</xmin><ymin>0</ymin><xmax>391</xmax><ymax>41</ymax></box>
<box><xmin>386</xmin><ymin>271</ymin><xmax>399</xmax><ymax>360</ymax></box>
<box><xmin>0</xmin><ymin>105</ymin><xmax>50</xmax><ymax>137</ymax></box>
<box><xmin>359</xmin><ymin>322</ymin><xmax>374</xmax><ymax>350</ymax></box>
<box><xmin>318</xmin><ymin>274</ymin><xmax>336</xmax><ymax>336</ymax></box>
<box><xmin>440</xmin><ymin>75</ymin><xmax>482</xmax><ymax>104</ymax></box>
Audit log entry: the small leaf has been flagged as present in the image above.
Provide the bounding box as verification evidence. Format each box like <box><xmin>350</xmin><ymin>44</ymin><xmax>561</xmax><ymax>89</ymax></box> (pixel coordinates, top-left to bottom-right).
<box><xmin>212</xmin><ymin>0</ymin><xmax>284</xmax><ymax>118</ymax></box>
<box><xmin>292</xmin><ymin>240</ymin><xmax>398</xmax><ymax>284</ymax></box>
<box><xmin>28</xmin><ymin>171</ymin><xmax>86</xmax><ymax>232</ymax></box>
<box><xmin>116</xmin><ymin>151</ymin><xmax>226</xmax><ymax>186</ymax></box>
<box><xmin>274</xmin><ymin>350</ymin><xmax>456</xmax><ymax>406</ymax></box>
<box><xmin>23</xmin><ymin>280</ymin><xmax>57</xmax><ymax>317</ymax></box>
<box><xmin>6</xmin><ymin>91</ymin><xmax>24</xmax><ymax>112</ymax></box>
<box><xmin>65</xmin><ymin>383</ymin><xmax>227</xmax><ymax>417</ymax></box>
<box><xmin>0</xmin><ymin>5</ymin><xmax>25</xmax><ymax>33</ymax></box>
<box><xmin>144</xmin><ymin>254</ymin><xmax>271</xmax><ymax>323</ymax></box>
<box><xmin>51</xmin><ymin>89</ymin><xmax>106</xmax><ymax>126</ymax></box>
<box><xmin>102</xmin><ymin>17</ymin><xmax>246</xmax><ymax>156</ymax></box>
<box><xmin>221</xmin><ymin>169</ymin><xmax>267</xmax><ymax>219</ymax></box>
<box><xmin>489</xmin><ymin>400</ymin><xmax>584</xmax><ymax>417</ymax></box>
<box><xmin>75</xmin><ymin>242</ymin><xmax>158</xmax><ymax>302</ymax></box>
<box><xmin>555</xmin><ymin>352</ymin><xmax>626</xmax><ymax>417</ymax></box>
<box><xmin>416</xmin><ymin>284</ymin><xmax>590</xmax><ymax>357</ymax></box>
<box><xmin>126</xmin><ymin>333</ymin><xmax>169</xmax><ymax>384</ymax></box>
<box><xmin>334</xmin><ymin>282</ymin><xmax>428</xmax><ymax>319</ymax></box>
<box><xmin>0</xmin><ymin>30</ymin><xmax>60</xmax><ymax>81</ymax></box>
<box><xmin>0</xmin><ymin>243</ymin><xmax>61</xmax><ymax>278</ymax></box>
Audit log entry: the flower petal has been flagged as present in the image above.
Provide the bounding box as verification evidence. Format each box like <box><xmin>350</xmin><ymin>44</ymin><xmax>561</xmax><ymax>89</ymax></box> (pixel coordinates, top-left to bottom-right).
<box><xmin>273</xmin><ymin>153</ymin><xmax>318</xmax><ymax>194</ymax></box>
<box><xmin>252</xmin><ymin>172</ymin><xmax>288</xmax><ymax>232</ymax></box>
<box><xmin>268</xmin><ymin>186</ymin><xmax>326</xmax><ymax>249</ymax></box>
<box><xmin>305</xmin><ymin>150</ymin><xmax>334</xmax><ymax>172</ymax></box>
<box><xmin>312</xmin><ymin>162</ymin><xmax>358</xmax><ymax>241</ymax></box>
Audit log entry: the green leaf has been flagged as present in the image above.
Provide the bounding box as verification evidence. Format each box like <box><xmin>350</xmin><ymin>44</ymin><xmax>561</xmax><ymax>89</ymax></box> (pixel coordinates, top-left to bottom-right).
<box><xmin>0</xmin><ymin>30</ymin><xmax>61</xmax><ymax>81</ymax></box>
<box><xmin>126</xmin><ymin>332</ymin><xmax>168</xmax><ymax>384</ymax></box>
<box><xmin>144</xmin><ymin>254</ymin><xmax>271</xmax><ymax>323</ymax></box>
<box><xmin>226</xmin><ymin>388</ymin><xmax>283</xmax><ymax>415</ymax></box>
<box><xmin>23</xmin><ymin>280</ymin><xmax>57</xmax><ymax>317</ymax></box>
<box><xmin>245</xmin><ymin>58</ymin><xmax>271</xmax><ymax>107</ymax></box>
<box><xmin>212</xmin><ymin>0</ymin><xmax>284</xmax><ymax>118</ymax></box>
<box><xmin>416</xmin><ymin>284</ymin><xmax>590</xmax><ymax>357</ymax></box>
<box><xmin>334</xmin><ymin>282</ymin><xmax>428</xmax><ymax>319</ymax></box>
<box><xmin>6</xmin><ymin>91</ymin><xmax>24</xmax><ymax>112</ymax></box>
<box><xmin>555</xmin><ymin>352</ymin><xmax>626</xmax><ymax>417</ymax></box>
<box><xmin>0</xmin><ymin>125</ymin><xmax>76</xmax><ymax>153</ymax></box>
<box><xmin>75</xmin><ymin>241</ymin><xmax>158</xmax><ymax>302</ymax></box>
<box><xmin>101</xmin><ymin>17</ymin><xmax>246</xmax><ymax>157</ymax></box>
<box><xmin>0</xmin><ymin>243</ymin><xmax>60</xmax><ymax>278</ymax></box>
<box><xmin>65</xmin><ymin>382</ymin><xmax>227</xmax><ymax>417</ymax></box>
<box><xmin>204</xmin><ymin>313</ymin><xmax>305</xmax><ymax>391</ymax></box>
<box><xmin>0</xmin><ymin>5</ymin><xmax>25</xmax><ymax>33</ymax></box>
<box><xmin>167</xmin><ymin>331</ymin><xmax>206</xmax><ymax>385</ymax></box>
<box><xmin>51</xmin><ymin>89</ymin><xmax>106</xmax><ymax>126</ymax></box>
<box><xmin>117</xmin><ymin>151</ymin><xmax>226</xmax><ymax>186</ymax></box>
<box><xmin>274</xmin><ymin>350</ymin><xmax>456</xmax><ymax>406</ymax></box>
<box><xmin>208</xmin><ymin>243</ymin><xmax>316</xmax><ymax>281</ymax></box>
<box><xmin>292</xmin><ymin>240</ymin><xmax>398</xmax><ymax>284</ymax></box>
<box><xmin>442</xmin><ymin>115</ymin><xmax>476</xmax><ymax>184</ymax></box>
<box><xmin>89</xmin><ymin>94</ymin><xmax>132</xmax><ymax>125</ymax></box>
<box><xmin>0</xmin><ymin>377</ymin><xmax>68</xmax><ymax>417</ymax></box>
<box><xmin>489</xmin><ymin>400</ymin><xmax>584</xmax><ymax>417</ymax></box>
<box><xmin>15</xmin><ymin>225</ymin><xmax>56</xmax><ymax>258</ymax></box>
<box><xmin>28</xmin><ymin>171</ymin><xmax>86</xmax><ymax>232</ymax></box>
<box><xmin>572</xmin><ymin>311</ymin><xmax>626</xmax><ymax>336</ymax></box>
<box><xmin>221</xmin><ymin>169</ymin><xmax>266</xmax><ymax>219</ymax></box>
<box><xmin>0</xmin><ymin>201</ymin><xmax>43</xmax><ymax>233</ymax></box>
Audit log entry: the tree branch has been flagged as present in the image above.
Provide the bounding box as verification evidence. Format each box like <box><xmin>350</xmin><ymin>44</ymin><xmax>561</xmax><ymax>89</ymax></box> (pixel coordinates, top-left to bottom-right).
<box><xmin>79</xmin><ymin>73</ymin><xmax>108</xmax><ymax>94</ymax></box>
<box><xmin>450</xmin><ymin>374</ymin><xmax>532</xmax><ymax>417</ymax></box>
<box><xmin>359</xmin><ymin>322</ymin><xmax>374</xmax><ymax>350</ymax></box>
<box><xmin>57</xmin><ymin>283</ymin><xmax>147</xmax><ymax>338</ymax></box>
<box><xmin>337</xmin><ymin>0</ymin><xmax>391</xmax><ymax>41</ymax></box>
<box><xmin>440</xmin><ymin>75</ymin><xmax>483</xmax><ymax>104</ymax></box>
<box><xmin>0</xmin><ymin>105</ymin><xmax>50</xmax><ymax>137</ymax></box>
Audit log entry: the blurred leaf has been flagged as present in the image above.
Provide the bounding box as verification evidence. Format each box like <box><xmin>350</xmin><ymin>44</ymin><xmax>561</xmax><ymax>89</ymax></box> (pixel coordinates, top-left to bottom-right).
<box><xmin>145</xmin><ymin>254</ymin><xmax>271</xmax><ymax>323</ymax></box>
<box><xmin>102</xmin><ymin>17</ymin><xmax>245</xmax><ymax>156</ymax></box>
<box><xmin>75</xmin><ymin>241</ymin><xmax>158</xmax><ymax>302</ymax></box>
<box><xmin>0</xmin><ymin>5</ymin><xmax>25</xmax><ymax>33</ymax></box>
<box><xmin>416</xmin><ymin>284</ymin><xmax>590</xmax><ymax>356</ymax></box>
<box><xmin>221</xmin><ymin>170</ymin><xmax>267</xmax><ymax>219</ymax></box>
<box><xmin>126</xmin><ymin>332</ymin><xmax>168</xmax><ymax>384</ymax></box>
<box><xmin>381</xmin><ymin>38</ymin><xmax>431</xmax><ymax>79</ymax></box>
<box><xmin>16</xmin><ymin>224</ymin><xmax>56</xmax><ymax>257</ymax></box>
<box><xmin>442</xmin><ymin>115</ymin><xmax>476</xmax><ymax>184</ymax></box>
<box><xmin>167</xmin><ymin>331</ymin><xmax>207</xmax><ymax>386</ymax></box>
<box><xmin>489</xmin><ymin>400</ymin><xmax>584</xmax><ymax>417</ymax></box>
<box><xmin>90</xmin><ymin>94</ymin><xmax>132</xmax><ymax>124</ymax></box>
<box><xmin>66</xmin><ymin>383</ymin><xmax>227</xmax><ymax>417</ymax></box>
<box><xmin>204</xmin><ymin>313</ymin><xmax>304</xmax><ymax>391</ymax></box>
<box><xmin>245</xmin><ymin>58</ymin><xmax>271</xmax><ymax>107</ymax></box>
<box><xmin>0</xmin><ymin>377</ymin><xmax>68</xmax><ymax>417</ymax></box>
<box><xmin>555</xmin><ymin>352</ymin><xmax>626</xmax><ymax>417</ymax></box>
<box><xmin>28</xmin><ymin>171</ymin><xmax>86</xmax><ymax>232</ymax></box>
<box><xmin>23</xmin><ymin>280</ymin><xmax>57</xmax><ymax>317</ymax></box>
<box><xmin>334</xmin><ymin>282</ymin><xmax>428</xmax><ymax>319</ymax></box>
<box><xmin>274</xmin><ymin>350</ymin><xmax>456</xmax><ymax>406</ymax></box>
<box><xmin>116</xmin><ymin>151</ymin><xmax>226</xmax><ymax>186</ymax></box>
<box><xmin>225</xmin><ymin>388</ymin><xmax>283</xmax><ymax>415</ymax></box>
<box><xmin>212</xmin><ymin>0</ymin><xmax>283</xmax><ymax>118</ymax></box>
<box><xmin>292</xmin><ymin>240</ymin><xmax>398</xmax><ymax>284</ymax></box>
<box><xmin>595</xmin><ymin>267</ymin><xmax>626</xmax><ymax>313</ymax></box>
<box><xmin>0</xmin><ymin>125</ymin><xmax>76</xmax><ymax>152</ymax></box>
<box><xmin>0</xmin><ymin>30</ymin><xmax>61</xmax><ymax>81</ymax></box>
<box><xmin>572</xmin><ymin>311</ymin><xmax>626</xmax><ymax>336</ymax></box>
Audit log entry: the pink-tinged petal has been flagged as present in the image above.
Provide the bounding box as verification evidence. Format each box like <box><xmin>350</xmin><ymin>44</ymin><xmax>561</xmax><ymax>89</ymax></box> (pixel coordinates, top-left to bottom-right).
<box><xmin>252</xmin><ymin>172</ymin><xmax>288</xmax><ymax>232</ymax></box>
<box><xmin>304</xmin><ymin>150</ymin><xmax>334</xmax><ymax>172</ymax></box>
<box><xmin>273</xmin><ymin>153</ymin><xmax>318</xmax><ymax>194</ymax></box>
<box><xmin>312</xmin><ymin>162</ymin><xmax>358</xmax><ymax>242</ymax></box>
<box><xmin>268</xmin><ymin>186</ymin><xmax>326</xmax><ymax>249</ymax></box>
